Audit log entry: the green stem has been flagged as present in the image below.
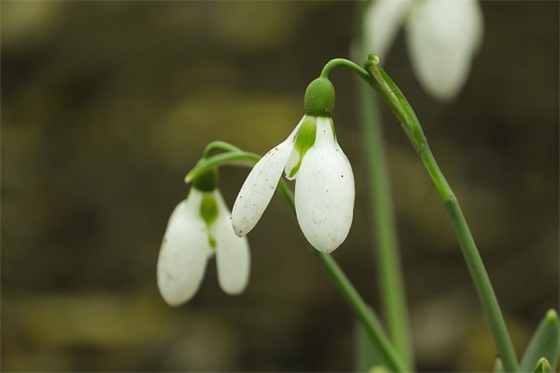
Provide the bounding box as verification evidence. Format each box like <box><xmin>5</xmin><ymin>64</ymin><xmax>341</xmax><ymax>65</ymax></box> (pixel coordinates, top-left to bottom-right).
<box><xmin>365</xmin><ymin>57</ymin><xmax>520</xmax><ymax>373</ymax></box>
<box><xmin>358</xmin><ymin>75</ymin><xmax>413</xmax><ymax>372</ymax></box>
<box><xmin>203</xmin><ymin>141</ymin><xmax>242</xmax><ymax>159</ymax></box>
<box><xmin>278</xmin><ymin>179</ymin><xmax>407</xmax><ymax>373</ymax></box>
<box><xmin>185</xmin><ymin>151</ymin><xmax>261</xmax><ymax>183</ymax></box>
<box><xmin>354</xmin><ymin>2</ymin><xmax>413</xmax><ymax>369</ymax></box>
<box><xmin>321</xmin><ymin>58</ymin><xmax>371</xmax><ymax>81</ymax></box>
<box><xmin>316</xmin><ymin>252</ymin><xmax>407</xmax><ymax>373</ymax></box>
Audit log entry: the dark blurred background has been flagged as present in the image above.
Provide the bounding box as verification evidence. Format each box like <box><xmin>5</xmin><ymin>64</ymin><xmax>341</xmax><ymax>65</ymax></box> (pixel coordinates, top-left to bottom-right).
<box><xmin>1</xmin><ymin>1</ymin><xmax>558</xmax><ymax>372</ymax></box>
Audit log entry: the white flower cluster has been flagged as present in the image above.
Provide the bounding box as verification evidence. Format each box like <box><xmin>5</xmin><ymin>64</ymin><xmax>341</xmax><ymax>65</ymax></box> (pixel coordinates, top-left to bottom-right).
<box><xmin>157</xmin><ymin>78</ymin><xmax>355</xmax><ymax>305</ymax></box>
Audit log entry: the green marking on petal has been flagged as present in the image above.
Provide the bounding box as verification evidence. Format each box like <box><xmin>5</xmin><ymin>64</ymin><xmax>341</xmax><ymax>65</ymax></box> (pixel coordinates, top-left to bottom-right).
<box><xmin>200</xmin><ymin>192</ymin><xmax>219</xmax><ymax>248</ymax></box>
<box><xmin>208</xmin><ymin>235</ymin><xmax>217</xmax><ymax>249</ymax></box>
<box><xmin>288</xmin><ymin>117</ymin><xmax>317</xmax><ymax>178</ymax></box>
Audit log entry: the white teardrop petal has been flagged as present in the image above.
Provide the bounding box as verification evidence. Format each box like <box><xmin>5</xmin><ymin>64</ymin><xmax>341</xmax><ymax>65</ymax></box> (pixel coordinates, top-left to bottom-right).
<box><xmin>212</xmin><ymin>191</ymin><xmax>250</xmax><ymax>295</ymax></box>
<box><xmin>157</xmin><ymin>192</ymin><xmax>211</xmax><ymax>306</ymax></box>
<box><xmin>231</xmin><ymin>130</ymin><xmax>297</xmax><ymax>237</ymax></box>
<box><xmin>406</xmin><ymin>0</ymin><xmax>484</xmax><ymax>101</ymax></box>
<box><xmin>365</xmin><ymin>0</ymin><xmax>413</xmax><ymax>59</ymax></box>
<box><xmin>295</xmin><ymin>118</ymin><xmax>355</xmax><ymax>254</ymax></box>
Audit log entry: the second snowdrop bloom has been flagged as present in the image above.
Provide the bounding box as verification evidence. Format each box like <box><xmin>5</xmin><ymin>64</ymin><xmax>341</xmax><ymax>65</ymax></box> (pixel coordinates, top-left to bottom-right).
<box><xmin>231</xmin><ymin>78</ymin><xmax>355</xmax><ymax>254</ymax></box>
<box><xmin>157</xmin><ymin>168</ymin><xmax>250</xmax><ymax>306</ymax></box>
<box><xmin>366</xmin><ymin>0</ymin><xmax>484</xmax><ymax>101</ymax></box>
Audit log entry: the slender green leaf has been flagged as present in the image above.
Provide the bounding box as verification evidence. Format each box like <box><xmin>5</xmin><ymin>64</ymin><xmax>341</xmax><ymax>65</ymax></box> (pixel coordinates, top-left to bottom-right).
<box><xmin>532</xmin><ymin>357</ymin><xmax>551</xmax><ymax>373</ymax></box>
<box><xmin>354</xmin><ymin>318</ymin><xmax>390</xmax><ymax>372</ymax></box>
<box><xmin>493</xmin><ymin>357</ymin><xmax>503</xmax><ymax>373</ymax></box>
<box><xmin>520</xmin><ymin>309</ymin><xmax>559</xmax><ymax>372</ymax></box>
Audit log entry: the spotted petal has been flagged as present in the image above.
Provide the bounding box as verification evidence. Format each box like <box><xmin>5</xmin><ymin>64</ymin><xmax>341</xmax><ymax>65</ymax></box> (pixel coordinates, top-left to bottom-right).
<box><xmin>294</xmin><ymin>117</ymin><xmax>355</xmax><ymax>254</ymax></box>
<box><xmin>212</xmin><ymin>190</ymin><xmax>250</xmax><ymax>295</ymax></box>
<box><xmin>231</xmin><ymin>125</ymin><xmax>300</xmax><ymax>237</ymax></box>
<box><xmin>157</xmin><ymin>191</ymin><xmax>211</xmax><ymax>306</ymax></box>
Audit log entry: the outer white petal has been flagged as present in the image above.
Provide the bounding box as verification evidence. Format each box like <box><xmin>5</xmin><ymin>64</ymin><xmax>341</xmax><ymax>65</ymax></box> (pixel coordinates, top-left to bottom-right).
<box><xmin>212</xmin><ymin>190</ymin><xmax>250</xmax><ymax>295</ymax></box>
<box><xmin>365</xmin><ymin>0</ymin><xmax>413</xmax><ymax>59</ymax></box>
<box><xmin>406</xmin><ymin>0</ymin><xmax>484</xmax><ymax>101</ymax></box>
<box><xmin>294</xmin><ymin>118</ymin><xmax>355</xmax><ymax>254</ymax></box>
<box><xmin>157</xmin><ymin>191</ymin><xmax>211</xmax><ymax>306</ymax></box>
<box><xmin>231</xmin><ymin>124</ymin><xmax>300</xmax><ymax>237</ymax></box>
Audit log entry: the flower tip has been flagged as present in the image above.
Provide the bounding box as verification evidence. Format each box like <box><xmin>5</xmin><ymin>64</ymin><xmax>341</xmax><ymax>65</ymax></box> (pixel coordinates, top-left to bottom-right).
<box><xmin>159</xmin><ymin>292</ymin><xmax>187</xmax><ymax>307</ymax></box>
<box><xmin>220</xmin><ymin>283</ymin><xmax>247</xmax><ymax>296</ymax></box>
<box><xmin>230</xmin><ymin>221</ymin><xmax>252</xmax><ymax>239</ymax></box>
<box><xmin>157</xmin><ymin>266</ymin><xmax>200</xmax><ymax>307</ymax></box>
<box><xmin>307</xmin><ymin>235</ymin><xmax>346</xmax><ymax>255</ymax></box>
<box><xmin>545</xmin><ymin>309</ymin><xmax>558</xmax><ymax>322</ymax></box>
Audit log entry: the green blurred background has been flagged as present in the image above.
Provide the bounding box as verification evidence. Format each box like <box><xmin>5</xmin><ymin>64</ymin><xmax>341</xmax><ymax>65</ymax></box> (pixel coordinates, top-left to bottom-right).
<box><xmin>1</xmin><ymin>1</ymin><xmax>558</xmax><ymax>371</ymax></box>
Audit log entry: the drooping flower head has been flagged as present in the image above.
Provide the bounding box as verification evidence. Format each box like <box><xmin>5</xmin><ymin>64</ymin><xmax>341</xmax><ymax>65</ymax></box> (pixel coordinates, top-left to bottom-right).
<box><xmin>231</xmin><ymin>77</ymin><xmax>355</xmax><ymax>254</ymax></box>
<box><xmin>157</xmin><ymin>167</ymin><xmax>250</xmax><ymax>306</ymax></box>
<box><xmin>366</xmin><ymin>0</ymin><xmax>484</xmax><ymax>101</ymax></box>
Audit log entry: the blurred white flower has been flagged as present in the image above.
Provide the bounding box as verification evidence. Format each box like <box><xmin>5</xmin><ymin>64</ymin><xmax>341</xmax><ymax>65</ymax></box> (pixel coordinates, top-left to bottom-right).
<box><xmin>157</xmin><ymin>187</ymin><xmax>250</xmax><ymax>306</ymax></box>
<box><xmin>231</xmin><ymin>115</ymin><xmax>355</xmax><ymax>254</ymax></box>
<box><xmin>366</xmin><ymin>0</ymin><xmax>484</xmax><ymax>101</ymax></box>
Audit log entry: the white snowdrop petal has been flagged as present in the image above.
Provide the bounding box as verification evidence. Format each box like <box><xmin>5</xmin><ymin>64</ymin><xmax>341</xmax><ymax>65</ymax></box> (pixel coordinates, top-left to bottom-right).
<box><xmin>365</xmin><ymin>0</ymin><xmax>413</xmax><ymax>59</ymax></box>
<box><xmin>406</xmin><ymin>0</ymin><xmax>484</xmax><ymax>101</ymax></box>
<box><xmin>231</xmin><ymin>126</ymin><xmax>299</xmax><ymax>237</ymax></box>
<box><xmin>212</xmin><ymin>191</ymin><xmax>250</xmax><ymax>295</ymax></box>
<box><xmin>295</xmin><ymin>118</ymin><xmax>355</xmax><ymax>254</ymax></box>
<box><xmin>157</xmin><ymin>192</ymin><xmax>211</xmax><ymax>306</ymax></box>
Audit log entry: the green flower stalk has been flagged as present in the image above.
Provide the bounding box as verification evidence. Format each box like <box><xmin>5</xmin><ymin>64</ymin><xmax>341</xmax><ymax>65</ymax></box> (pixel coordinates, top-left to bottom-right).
<box><xmin>364</xmin><ymin>55</ymin><xmax>520</xmax><ymax>372</ymax></box>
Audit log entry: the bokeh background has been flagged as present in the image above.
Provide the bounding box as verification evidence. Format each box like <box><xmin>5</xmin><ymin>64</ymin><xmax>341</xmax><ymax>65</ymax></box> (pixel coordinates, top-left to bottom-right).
<box><xmin>2</xmin><ymin>1</ymin><xmax>558</xmax><ymax>372</ymax></box>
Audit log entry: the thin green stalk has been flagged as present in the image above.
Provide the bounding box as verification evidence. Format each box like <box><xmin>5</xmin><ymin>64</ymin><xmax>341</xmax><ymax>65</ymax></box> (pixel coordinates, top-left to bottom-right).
<box><xmin>365</xmin><ymin>58</ymin><xmax>520</xmax><ymax>373</ymax></box>
<box><xmin>278</xmin><ymin>181</ymin><xmax>408</xmax><ymax>373</ymax></box>
<box><xmin>354</xmin><ymin>2</ymin><xmax>413</xmax><ymax>369</ymax></box>
<box><xmin>203</xmin><ymin>141</ymin><xmax>242</xmax><ymax>158</ymax></box>
<box><xmin>321</xmin><ymin>58</ymin><xmax>369</xmax><ymax>79</ymax></box>
<box><xmin>185</xmin><ymin>151</ymin><xmax>261</xmax><ymax>183</ymax></box>
<box><xmin>358</xmin><ymin>81</ymin><xmax>412</xmax><ymax>371</ymax></box>
<box><xmin>315</xmin><ymin>252</ymin><xmax>407</xmax><ymax>373</ymax></box>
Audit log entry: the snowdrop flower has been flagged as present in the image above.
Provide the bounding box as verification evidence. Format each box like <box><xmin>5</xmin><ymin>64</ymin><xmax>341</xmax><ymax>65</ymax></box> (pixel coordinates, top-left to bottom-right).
<box><xmin>231</xmin><ymin>77</ymin><xmax>355</xmax><ymax>254</ymax></box>
<box><xmin>366</xmin><ymin>0</ymin><xmax>484</xmax><ymax>101</ymax></box>
<box><xmin>157</xmin><ymin>168</ymin><xmax>250</xmax><ymax>306</ymax></box>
